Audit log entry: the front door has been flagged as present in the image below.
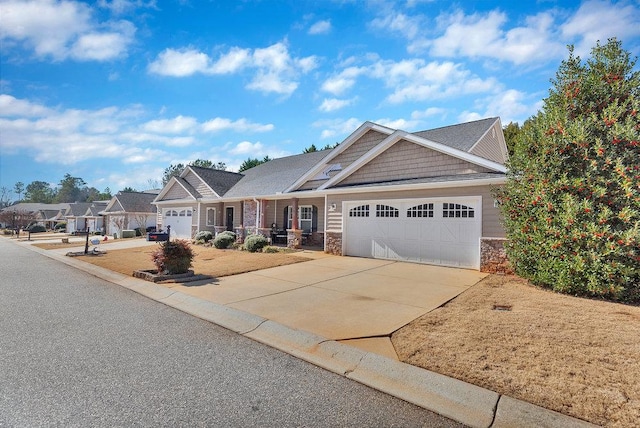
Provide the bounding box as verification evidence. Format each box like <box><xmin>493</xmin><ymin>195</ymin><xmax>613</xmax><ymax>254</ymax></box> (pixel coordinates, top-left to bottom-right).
<box><xmin>225</xmin><ymin>207</ymin><xmax>234</xmax><ymax>231</ymax></box>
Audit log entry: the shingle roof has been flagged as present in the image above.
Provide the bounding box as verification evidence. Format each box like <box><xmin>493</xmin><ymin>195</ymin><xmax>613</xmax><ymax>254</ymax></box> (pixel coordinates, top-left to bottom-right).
<box><xmin>223</xmin><ymin>150</ymin><xmax>332</xmax><ymax>198</ymax></box>
<box><xmin>188</xmin><ymin>166</ymin><xmax>244</xmax><ymax>196</ymax></box>
<box><xmin>412</xmin><ymin>117</ymin><xmax>498</xmax><ymax>152</ymax></box>
<box><xmin>112</xmin><ymin>192</ymin><xmax>157</xmax><ymax>213</ymax></box>
<box><xmin>67</xmin><ymin>202</ymin><xmax>93</xmax><ymax>216</ymax></box>
<box><xmin>1</xmin><ymin>203</ymin><xmax>69</xmax><ymax>213</ymax></box>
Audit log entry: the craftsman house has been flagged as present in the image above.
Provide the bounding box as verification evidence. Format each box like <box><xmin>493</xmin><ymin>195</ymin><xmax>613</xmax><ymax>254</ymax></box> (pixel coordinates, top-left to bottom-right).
<box><xmin>153</xmin><ymin>117</ymin><xmax>509</xmax><ymax>271</ymax></box>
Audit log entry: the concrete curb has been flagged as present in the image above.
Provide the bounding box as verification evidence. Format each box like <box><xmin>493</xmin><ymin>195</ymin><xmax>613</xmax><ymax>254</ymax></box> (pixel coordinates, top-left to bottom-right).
<box><xmin>15</xmin><ymin>239</ymin><xmax>599</xmax><ymax>428</ymax></box>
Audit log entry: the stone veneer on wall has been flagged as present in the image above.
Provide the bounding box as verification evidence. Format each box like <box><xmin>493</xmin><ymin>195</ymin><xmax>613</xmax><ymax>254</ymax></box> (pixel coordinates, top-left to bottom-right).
<box><xmin>325</xmin><ymin>232</ymin><xmax>342</xmax><ymax>255</ymax></box>
<box><xmin>480</xmin><ymin>238</ymin><xmax>513</xmax><ymax>274</ymax></box>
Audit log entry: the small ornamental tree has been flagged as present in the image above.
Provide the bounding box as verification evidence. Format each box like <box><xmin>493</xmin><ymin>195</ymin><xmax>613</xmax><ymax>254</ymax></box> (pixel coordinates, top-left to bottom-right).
<box><xmin>151</xmin><ymin>239</ymin><xmax>195</xmax><ymax>274</ymax></box>
<box><xmin>496</xmin><ymin>39</ymin><xmax>639</xmax><ymax>302</ymax></box>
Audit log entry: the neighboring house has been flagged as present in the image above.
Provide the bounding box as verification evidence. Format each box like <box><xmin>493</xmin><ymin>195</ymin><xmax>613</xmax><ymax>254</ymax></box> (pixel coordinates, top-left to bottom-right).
<box><xmin>64</xmin><ymin>203</ymin><xmax>92</xmax><ymax>234</ymax></box>
<box><xmin>64</xmin><ymin>202</ymin><xmax>107</xmax><ymax>234</ymax></box>
<box><xmin>153</xmin><ymin>117</ymin><xmax>509</xmax><ymax>271</ymax></box>
<box><xmin>82</xmin><ymin>203</ymin><xmax>107</xmax><ymax>234</ymax></box>
<box><xmin>0</xmin><ymin>203</ymin><xmax>70</xmax><ymax>229</ymax></box>
<box><xmin>34</xmin><ymin>209</ymin><xmax>65</xmax><ymax>229</ymax></box>
<box><xmin>101</xmin><ymin>191</ymin><xmax>158</xmax><ymax>237</ymax></box>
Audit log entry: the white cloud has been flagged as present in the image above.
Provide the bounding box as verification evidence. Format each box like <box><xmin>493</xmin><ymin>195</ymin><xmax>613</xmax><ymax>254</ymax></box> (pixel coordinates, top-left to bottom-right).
<box><xmin>322</xmin><ymin>57</ymin><xmax>500</xmax><ymax>104</ymax></box>
<box><xmin>459</xmin><ymin>89</ymin><xmax>541</xmax><ymax>125</ymax></box>
<box><xmin>210</xmin><ymin>47</ymin><xmax>251</xmax><ymax>74</ymax></box>
<box><xmin>321</xmin><ymin>66</ymin><xmax>365</xmax><ymax>95</ymax></box>
<box><xmin>371</xmin><ymin>12</ymin><xmax>422</xmax><ymax>40</ymax></box>
<box><xmin>313</xmin><ymin>117</ymin><xmax>361</xmax><ymax>139</ymax></box>
<box><xmin>411</xmin><ymin>107</ymin><xmax>446</xmax><ymax>120</ymax></box>
<box><xmin>374</xmin><ymin>118</ymin><xmax>421</xmax><ymax>130</ymax></box>
<box><xmin>97</xmin><ymin>0</ymin><xmax>156</xmax><ymax>15</ymax></box>
<box><xmin>0</xmin><ymin>0</ymin><xmax>135</xmax><ymax>61</ymax></box>
<box><xmin>309</xmin><ymin>19</ymin><xmax>332</xmax><ymax>35</ymax></box>
<box><xmin>561</xmin><ymin>0</ymin><xmax>640</xmax><ymax>56</ymax></box>
<box><xmin>148</xmin><ymin>41</ymin><xmax>317</xmax><ymax>96</ymax></box>
<box><xmin>0</xmin><ymin>94</ymin><xmax>53</xmax><ymax>117</ymax></box>
<box><xmin>429</xmin><ymin>10</ymin><xmax>564</xmax><ymax>65</ymax></box>
<box><xmin>229</xmin><ymin>141</ymin><xmax>265</xmax><ymax>155</ymax></box>
<box><xmin>147</xmin><ymin>47</ymin><xmax>211</xmax><ymax>76</ymax></box>
<box><xmin>0</xmin><ymin>95</ymin><xmax>276</xmax><ymax>169</ymax></box>
<box><xmin>318</xmin><ymin>98</ymin><xmax>354</xmax><ymax>112</ymax></box>
<box><xmin>142</xmin><ymin>115</ymin><xmax>198</xmax><ymax>134</ymax></box>
<box><xmin>70</xmin><ymin>20</ymin><xmax>136</xmax><ymax>61</ymax></box>
<box><xmin>201</xmin><ymin>117</ymin><xmax>274</xmax><ymax>133</ymax></box>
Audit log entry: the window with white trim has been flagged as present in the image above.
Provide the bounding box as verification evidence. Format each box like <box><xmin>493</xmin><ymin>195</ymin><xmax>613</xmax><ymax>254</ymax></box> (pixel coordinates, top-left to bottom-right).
<box><xmin>299</xmin><ymin>206</ymin><xmax>312</xmax><ymax>232</ymax></box>
<box><xmin>376</xmin><ymin>204</ymin><xmax>399</xmax><ymax>218</ymax></box>
<box><xmin>349</xmin><ymin>205</ymin><xmax>369</xmax><ymax>217</ymax></box>
<box><xmin>407</xmin><ymin>203</ymin><xmax>434</xmax><ymax>218</ymax></box>
<box><xmin>286</xmin><ymin>205</ymin><xmax>313</xmax><ymax>230</ymax></box>
<box><xmin>206</xmin><ymin>208</ymin><xmax>216</xmax><ymax>226</ymax></box>
<box><xmin>442</xmin><ymin>203</ymin><xmax>475</xmax><ymax>218</ymax></box>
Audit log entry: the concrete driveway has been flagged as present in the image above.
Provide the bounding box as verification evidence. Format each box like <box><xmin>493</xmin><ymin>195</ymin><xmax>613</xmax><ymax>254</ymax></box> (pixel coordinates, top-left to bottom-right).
<box><xmin>170</xmin><ymin>255</ymin><xmax>486</xmax><ymax>359</ymax></box>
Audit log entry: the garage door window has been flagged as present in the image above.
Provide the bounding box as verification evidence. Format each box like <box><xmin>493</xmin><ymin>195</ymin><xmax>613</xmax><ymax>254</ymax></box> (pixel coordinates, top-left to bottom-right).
<box><xmin>166</xmin><ymin>210</ymin><xmax>178</xmax><ymax>216</ymax></box>
<box><xmin>349</xmin><ymin>205</ymin><xmax>369</xmax><ymax>217</ymax></box>
<box><xmin>407</xmin><ymin>203</ymin><xmax>434</xmax><ymax>218</ymax></box>
<box><xmin>443</xmin><ymin>203</ymin><xmax>474</xmax><ymax>218</ymax></box>
<box><xmin>376</xmin><ymin>204</ymin><xmax>399</xmax><ymax>218</ymax></box>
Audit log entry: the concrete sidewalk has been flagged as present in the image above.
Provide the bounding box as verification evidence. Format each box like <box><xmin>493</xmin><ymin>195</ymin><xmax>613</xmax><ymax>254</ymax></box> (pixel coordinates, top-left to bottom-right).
<box><xmin>13</xmin><ymin>237</ymin><xmax>597</xmax><ymax>428</ymax></box>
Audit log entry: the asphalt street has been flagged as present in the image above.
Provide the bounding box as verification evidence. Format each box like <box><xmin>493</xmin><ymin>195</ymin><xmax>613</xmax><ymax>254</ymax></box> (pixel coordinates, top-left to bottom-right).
<box><xmin>0</xmin><ymin>238</ymin><xmax>463</xmax><ymax>427</ymax></box>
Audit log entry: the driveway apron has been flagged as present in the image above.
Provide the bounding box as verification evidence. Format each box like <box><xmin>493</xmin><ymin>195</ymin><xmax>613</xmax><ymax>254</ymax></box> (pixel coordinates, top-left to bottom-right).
<box><xmin>170</xmin><ymin>255</ymin><xmax>487</xmax><ymax>359</ymax></box>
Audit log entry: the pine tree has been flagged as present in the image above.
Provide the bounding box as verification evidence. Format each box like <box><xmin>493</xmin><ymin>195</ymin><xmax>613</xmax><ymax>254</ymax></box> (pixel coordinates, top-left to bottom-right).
<box><xmin>496</xmin><ymin>39</ymin><xmax>640</xmax><ymax>302</ymax></box>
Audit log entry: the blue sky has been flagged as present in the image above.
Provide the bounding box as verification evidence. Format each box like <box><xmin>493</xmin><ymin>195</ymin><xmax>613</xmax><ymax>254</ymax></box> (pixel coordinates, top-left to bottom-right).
<box><xmin>1</xmin><ymin>0</ymin><xmax>639</xmax><ymax>196</ymax></box>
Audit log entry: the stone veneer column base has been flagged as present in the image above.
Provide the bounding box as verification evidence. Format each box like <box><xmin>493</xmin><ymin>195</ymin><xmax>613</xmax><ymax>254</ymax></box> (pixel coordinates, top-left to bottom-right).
<box><xmin>287</xmin><ymin>229</ymin><xmax>302</xmax><ymax>249</ymax></box>
<box><xmin>325</xmin><ymin>231</ymin><xmax>342</xmax><ymax>255</ymax></box>
<box><xmin>234</xmin><ymin>227</ymin><xmax>246</xmax><ymax>244</ymax></box>
<box><xmin>480</xmin><ymin>238</ymin><xmax>513</xmax><ymax>274</ymax></box>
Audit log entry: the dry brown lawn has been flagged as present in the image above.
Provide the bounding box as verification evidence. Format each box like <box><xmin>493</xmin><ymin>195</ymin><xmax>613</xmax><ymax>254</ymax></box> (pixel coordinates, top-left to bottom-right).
<box><xmin>75</xmin><ymin>244</ymin><xmax>311</xmax><ymax>278</ymax></box>
<box><xmin>392</xmin><ymin>275</ymin><xmax>640</xmax><ymax>427</ymax></box>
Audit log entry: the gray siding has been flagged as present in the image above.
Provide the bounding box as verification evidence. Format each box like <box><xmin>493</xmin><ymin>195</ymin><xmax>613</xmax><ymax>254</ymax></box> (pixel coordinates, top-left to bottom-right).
<box><xmin>338</xmin><ymin>140</ymin><xmax>492</xmax><ymax>186</ymax></box>
<box><xmin>184</xmin><ymin>170</ymin><xmax>216</xmax><ymax>198</ymax></box>
<box><xmin>470</xmin><ymin>122</ymin><xmax>508</xmax><ymax>164</ymax></box>
<box><xmin>198</xmin><ymin>202</ymin><xmax>224</xmax><ymax>231</ymax></box>
<box><xmin>325</xmin><ymin>185</ymin><xmax>505</xmax><ymax>238</ymax></box>
<box><xmin>330</xmin><ymin>130</ymin><xmax>387</xmax><ymax>170</ymax></box>
<box><xmin>163</xmin><ymin>184</ymin><xmax>190</xmax><ymax>200</ymax></box>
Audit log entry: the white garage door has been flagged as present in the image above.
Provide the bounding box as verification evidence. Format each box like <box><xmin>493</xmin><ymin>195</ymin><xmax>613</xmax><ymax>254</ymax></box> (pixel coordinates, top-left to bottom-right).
<box><xmin>163</xmin><ymin>208</ymin><xmax>193</xmax><ymax>239</ymax></box>
<box><xmin>344</xmin><ymin>197</ymin><xmax>482</xmax><ymax>269</ymax></box>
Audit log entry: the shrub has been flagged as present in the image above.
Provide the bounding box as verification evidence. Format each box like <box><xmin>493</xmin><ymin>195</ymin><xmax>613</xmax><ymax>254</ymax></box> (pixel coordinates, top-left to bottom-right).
<box><xmin>262</xmin><ymin>245</ymin><xmax>280</xmax><ymax>253</ymax></box>
<box><xmin>244</xmin><ymin>234</ymin><xmax>269</xmax><ymax>252</ymax></box>
<box><xmin>151</xmin><ymin>239</ymin><xmax>195</xmax><ymax>274</ymax></box>
<box><xmin>496</xmin><ymin>39</ymin><xmax>640</xmax><ymax>302</ymax></box>
<box><xmin>194</xmin><ymin>230</ymin><xmax>214</xmax><ymax>243</ymax></box>
<box><xmin>26</xmin><ymin>224</ymin><xmax>46</xmax><ymax>233</ymax></box>
<box><xmin>213</xmin><ymin>231</ymin><xmax>236</xmax><ymax>249</ymax></box>
<box><xmin>134</xmin><ymin>228</ymin><xmax>142</xmax><ymax>237</ymax></box>
<box><xmin>54</xmin><ymin>222</ymin><xmax>67</xmax><ymax>230</ymax></box>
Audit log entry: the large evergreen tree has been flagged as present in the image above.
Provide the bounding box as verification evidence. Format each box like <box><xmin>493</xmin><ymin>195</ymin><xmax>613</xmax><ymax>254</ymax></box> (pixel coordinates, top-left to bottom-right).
<box><xmin>24</xmin><ymin>181</ymin><xmax>55</xmax><ymax>203</ymax></box>
<box><xmin>496</xmin><ymin>39</ymin><xmax>639</xmax><ymax>302</ymax></box>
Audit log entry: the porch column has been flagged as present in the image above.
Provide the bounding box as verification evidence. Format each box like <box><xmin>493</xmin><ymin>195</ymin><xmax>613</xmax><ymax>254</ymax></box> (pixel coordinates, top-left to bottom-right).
<box><xmin>291</xmin><ymin>198</ymin><xmax>299</xmax><ymax>230</ymax></box>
